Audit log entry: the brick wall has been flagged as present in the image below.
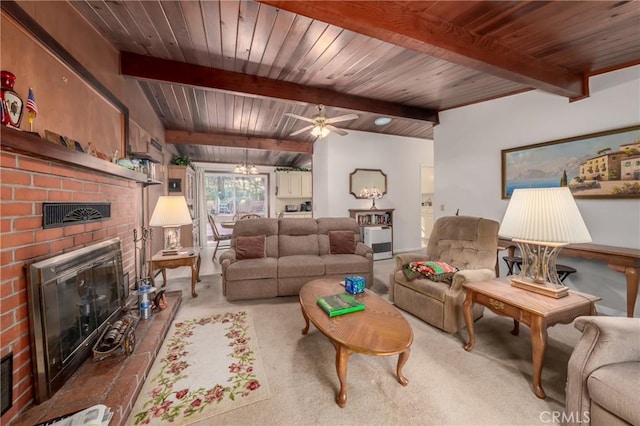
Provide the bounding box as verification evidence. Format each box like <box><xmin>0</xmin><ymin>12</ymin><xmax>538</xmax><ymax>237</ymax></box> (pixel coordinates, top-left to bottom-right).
<box><xmin>0</xmin><ymin>148</ymin><xmax>142</xmax><ymax>424</ymax></box>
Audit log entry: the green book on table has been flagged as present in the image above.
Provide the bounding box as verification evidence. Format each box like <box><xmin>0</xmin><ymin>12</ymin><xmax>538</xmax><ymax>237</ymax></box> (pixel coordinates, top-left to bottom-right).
<box><xmin>317</xmin><ymin>293</ymin><xmax>365</xmax><ymax>317</ymax></box>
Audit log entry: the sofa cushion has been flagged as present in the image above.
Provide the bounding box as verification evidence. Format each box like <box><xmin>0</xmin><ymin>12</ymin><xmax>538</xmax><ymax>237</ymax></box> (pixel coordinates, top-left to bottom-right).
<box><xmin>225</xmin><ymin>257</ymin><xmax>278</xmax><ymax>281</ymax></box>
<box><xmin>232</xmin><ymin>218</ymin><xmax>279</xmax><ymax>258</ymax></box>
<box><xmin>278</xmin><ymin>255</ymin><xmax>325</xmax><ymax>278</ymax></box>
<box><xmin>426</xmin><ymin>216</ymin><xmax>499</xmax><ymax>270</ymax></box>
<box><xmin>318</xmin><ymin>217</ymin><xmax>361</xmax><ymax>254</ymax></box>
<box><xmin>329</xmin><ymin>230</ymin><xmax>356</xmax><ymax>254</ymax></box>
<box><xmin>279</xmin><ymin>235</ymin><xmax>319</xmax><ymax>256</ymax></box>
<box><xmin>587</xmin><ymin>362</ymin><xmax>640</xmax><ymax>426</ymax></box>
<box><xmin>279</xmin><ymin>217</ymin><xmax>318</xmax><ymax>235</ymax></box>
<box><xmin>322</xmin><ymin>254</ymin><xmax>371</xmax><ymax>275</ymax></box>
<box><xmin>236</xmin><ymin>235</ymin><xmax>266</xmax><ymax>260</ymax></box>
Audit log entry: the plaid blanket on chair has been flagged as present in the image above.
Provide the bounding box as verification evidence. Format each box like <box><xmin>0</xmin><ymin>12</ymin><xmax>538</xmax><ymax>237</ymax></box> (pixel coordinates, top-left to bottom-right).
<box><xmin>402</xmin><ymin>261</ymin><xmax>459</xmax><ymax>283</ymax></box>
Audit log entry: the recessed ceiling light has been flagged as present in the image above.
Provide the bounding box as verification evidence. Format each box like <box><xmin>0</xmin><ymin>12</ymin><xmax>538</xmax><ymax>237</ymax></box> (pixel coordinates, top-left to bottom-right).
<box><xmin>374</xmin><ymin>117</ymin><xmax>392</xmax><ymax>126</ymax></box>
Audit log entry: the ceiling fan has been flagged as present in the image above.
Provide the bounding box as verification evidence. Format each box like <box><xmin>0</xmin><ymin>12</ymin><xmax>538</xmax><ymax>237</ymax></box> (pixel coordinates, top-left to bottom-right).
<box><xmin>285</xmin><ymin>104</ymin><xmax>358</xmax><ymax>138</ymax></box>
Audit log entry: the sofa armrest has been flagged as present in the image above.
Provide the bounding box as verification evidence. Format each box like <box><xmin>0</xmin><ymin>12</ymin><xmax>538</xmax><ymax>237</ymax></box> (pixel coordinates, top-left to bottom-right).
<box><xmin>388</xmin><ymin>252</ymin><xmax>427</xmax><ymax>302</ymax></box>
<box><xmin>450</xmin><ymin>268</ymin><xmax>496</xmax><ymax>292</ymax></box>
<box><xmin>355</xmin><ymin>242</ymin><xmax>373</xmax><ymax>257</ymax></box>
<box><xmin>220</xmin><ymin>250</ymin><xmax>237</xmax><ymax>269</ymax></box>
<box><xmin>565</xmin><ymin>316</ymin><xmax>640</xmax><ymax>425</ymax></box>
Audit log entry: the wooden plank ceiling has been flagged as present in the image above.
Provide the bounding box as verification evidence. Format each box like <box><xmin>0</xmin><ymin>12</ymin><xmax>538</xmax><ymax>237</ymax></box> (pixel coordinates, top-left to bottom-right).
<box><xmin>69</xmin><ymin>0</ymin><xmax>640</xmax><ymax>168</ymax></box>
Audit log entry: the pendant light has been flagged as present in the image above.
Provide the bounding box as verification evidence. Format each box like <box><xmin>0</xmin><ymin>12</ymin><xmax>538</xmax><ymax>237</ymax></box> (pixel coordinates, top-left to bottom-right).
<box><xmin>234</xmin><ymin>149</ymin><xmax>259</xmax><ymax>175</ymax></box>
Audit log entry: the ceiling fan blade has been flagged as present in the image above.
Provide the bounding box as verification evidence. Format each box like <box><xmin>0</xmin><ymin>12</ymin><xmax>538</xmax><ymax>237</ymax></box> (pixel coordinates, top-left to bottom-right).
<box><xmin>326</xmin><ymin>124</ymin><xmax>348</xmax><ymax>136</ymax></box>
<box><xmin>284</xmin><ymin>113</ymin><xmax>315</xmax><ymax>124</ymax></box>
<box><xmin>290</xmin><ymin>125</ymin><xmax>315</xmax><ymax>136</ymax></box>
<box><xmin>326</xmin><ymin>113</ymin><xmax>359</xmax><ymax>124</ymax></box>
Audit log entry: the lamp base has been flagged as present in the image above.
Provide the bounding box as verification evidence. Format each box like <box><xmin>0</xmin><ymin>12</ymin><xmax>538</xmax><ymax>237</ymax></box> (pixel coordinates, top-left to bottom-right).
<box><xmin>510</xmin><ymin>277</ymin><xmax>569</xmax><ymax>298</ymax></box>
<box><xmin>162</xmin><ymin>226</ymin><xmax>182</xmax><ymax>253</ymax></box>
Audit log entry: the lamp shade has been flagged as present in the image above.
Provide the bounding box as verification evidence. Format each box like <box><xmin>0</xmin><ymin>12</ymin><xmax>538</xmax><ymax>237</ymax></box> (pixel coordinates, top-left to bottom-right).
<box><xmin>149</xmin><ymin>196</ymin><xmax>192</xmax><ymax>227</ymax></box>
<box><xmin>499</xmin><ymin>187</ymin><xmax>591</xmax><ymax>244</ymax></box>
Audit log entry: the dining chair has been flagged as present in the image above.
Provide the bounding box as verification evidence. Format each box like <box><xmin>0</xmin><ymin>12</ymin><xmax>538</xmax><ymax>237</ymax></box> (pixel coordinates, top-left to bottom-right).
<box><xmin>208</xmin><ymin>213</ymin><xmax>231</xmax><ymax>261</ymax></box>
<box><xmin>237</xmin><ymin>213</ymin><xmax>261</xmax><ymax>220</ymax></box>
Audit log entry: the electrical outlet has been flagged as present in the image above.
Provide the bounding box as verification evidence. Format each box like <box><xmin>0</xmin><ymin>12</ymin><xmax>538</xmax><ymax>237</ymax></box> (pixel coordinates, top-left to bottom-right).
<box><xmin>440</xmin><ymin>204</ymin><xmax>445</xmax><ymax>211</ymax></box>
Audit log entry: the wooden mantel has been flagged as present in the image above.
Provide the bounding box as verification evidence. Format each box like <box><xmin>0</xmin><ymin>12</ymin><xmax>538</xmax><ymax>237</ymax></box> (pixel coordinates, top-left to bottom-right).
<box><xmin>1</xmin><ymin>126</ymin><xmax>155</xmax><ymax>184</ymax></box>
<box><xmin>499</xmin><ymin>238</ymin><xmax>640</xmax><ymax>318</ymax></box>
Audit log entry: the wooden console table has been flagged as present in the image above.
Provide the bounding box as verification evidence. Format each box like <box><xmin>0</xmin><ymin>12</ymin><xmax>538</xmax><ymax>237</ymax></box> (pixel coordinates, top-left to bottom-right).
<box><xmin>499</xmin><ymin>238</ymin><xmax>640</xmax><ymax>317</ymax></box>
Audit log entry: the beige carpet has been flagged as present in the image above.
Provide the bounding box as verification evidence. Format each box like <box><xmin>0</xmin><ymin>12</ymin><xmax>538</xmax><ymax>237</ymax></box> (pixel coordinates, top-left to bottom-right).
<box><xmin>151</xmin><ymin>257</ymin><xmax>582</xmax><ymax>425</ymax></box>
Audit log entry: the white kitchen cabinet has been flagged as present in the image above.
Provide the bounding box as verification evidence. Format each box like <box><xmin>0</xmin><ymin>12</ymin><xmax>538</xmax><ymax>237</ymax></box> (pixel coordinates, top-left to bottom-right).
<box><xmin>276</xmin><ymin>171</ymin><xmax>312</xmax><ymax>198</ymax></box>
<box><xmin>300</xmin><ymin>172</ymin><xmax>312</xmax><ymax>198</ymax></box>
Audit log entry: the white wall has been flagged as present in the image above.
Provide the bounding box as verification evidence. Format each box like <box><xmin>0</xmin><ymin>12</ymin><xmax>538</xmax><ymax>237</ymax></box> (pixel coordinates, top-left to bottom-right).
<box><xmin>435</xmin><ymin>65</ymin><xmax>640</xmax><ymax>316</ymax></box>
<box><xmin>313</xmin><ymin>129</ymin><xmax>434</xmax><ymax>252</ymax></box>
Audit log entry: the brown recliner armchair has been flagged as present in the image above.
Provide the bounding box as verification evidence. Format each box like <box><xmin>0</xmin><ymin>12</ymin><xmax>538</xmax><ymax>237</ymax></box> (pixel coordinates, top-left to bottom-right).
<box><xmin>565</xmin><ymin>316</ymin><xmax>640</xmax><ymax>426</ymax></box>
<box><xmin>389</xmin><ymin>215</ymin><xmax>499</xmax><ymax>334</ymax></box>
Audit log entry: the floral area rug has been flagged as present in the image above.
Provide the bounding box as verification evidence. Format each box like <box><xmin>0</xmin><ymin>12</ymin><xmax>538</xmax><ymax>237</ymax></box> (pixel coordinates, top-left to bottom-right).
<box><xmin>128</xmin><ymin>310</ymin><xmax>270</xmax><ymax>425</ymax></box>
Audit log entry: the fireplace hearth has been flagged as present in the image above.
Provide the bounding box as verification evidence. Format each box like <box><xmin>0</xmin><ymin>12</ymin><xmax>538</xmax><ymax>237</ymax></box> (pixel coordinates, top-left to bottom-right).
<box><xmin>27</xmin><ymin>238</ymin><xmax>128</xmax><ymax>403</ymax></box>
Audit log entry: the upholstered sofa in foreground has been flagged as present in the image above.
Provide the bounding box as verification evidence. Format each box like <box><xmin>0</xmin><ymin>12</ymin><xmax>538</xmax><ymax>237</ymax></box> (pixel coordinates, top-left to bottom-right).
<box><xmin>220</xmin><ymin>217</ymin><xmax>373</xmax><ymax>301</ymax></box>
<box><xmin>389</xmin><ymin>215</ymin><xmax>499</xmax><ymax>334</ymax></box>
<box><xmin>565</xmin><ymin>316</ymin><xmax>640</xmax><ymax>426</ymax></box>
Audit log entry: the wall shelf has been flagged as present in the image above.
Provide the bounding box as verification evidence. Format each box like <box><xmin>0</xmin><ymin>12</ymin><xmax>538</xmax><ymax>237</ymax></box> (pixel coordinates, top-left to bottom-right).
<box><xmin>1</xmin><ymin>126</ymin><xmax>155</xmax><ymax>184</ymax></box>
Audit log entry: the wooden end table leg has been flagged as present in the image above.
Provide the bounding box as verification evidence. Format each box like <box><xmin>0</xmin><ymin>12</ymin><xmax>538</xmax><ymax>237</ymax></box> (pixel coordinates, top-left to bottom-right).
<box><xmin>190</xmin><ymin>258</ymin><xmax>199</xmax><ymax>298</ymax></box>
<box><xmin>161</xmin><ymin>268</ymin><xmax>167</xmax><ymax>288</ymax></box>
<box><xmin>196</xmin><ymin>254</ymin><xmax>201</xmax><ymax>282</ymax></box>
<box><xmin>396</xmin><ymin>349</ymin><xmax>410</xmax><ymax>386</ymax></box>
<box><xmin>463</xmin><ymin>290</ymin><xmax>475</xmax><ymax>351</ymax></box>
<box><xmin>625</xmin><ymin>267</ymin><xmax>638</xmax><ymax>318</ymax></box>
<box><xmin>334</xmin><ymin>343</ymin><xmax>351</xmax><ymax>408</ymax></box>
<box><xmin>511</xmin><ymin>319</ymin><xmax>520</xmax><ymax>336</ymax></box>
<box><xmin>191</xmin><ymin>264</ymin><xmax>198</xmax><ymax>297</ymax></box>
<box><xmin>530</xmin><ymin>315</ymin><xmax>548</xmax><ymax>399</ymax></box>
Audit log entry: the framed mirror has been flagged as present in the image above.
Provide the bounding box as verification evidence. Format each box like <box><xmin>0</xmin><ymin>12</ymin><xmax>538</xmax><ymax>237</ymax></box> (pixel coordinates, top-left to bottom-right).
<box><xmin>350</xmin><ymin>168</ymin><xmax>387</xmax><ymax>198</ymax></box>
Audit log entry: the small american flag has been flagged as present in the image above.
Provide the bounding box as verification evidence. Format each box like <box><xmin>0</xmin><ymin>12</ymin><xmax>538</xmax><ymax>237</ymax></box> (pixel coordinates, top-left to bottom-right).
<box><xmin>26</xmin><ymin>88</ymin><xmax>38</xmax><ymax>115</ymax></box>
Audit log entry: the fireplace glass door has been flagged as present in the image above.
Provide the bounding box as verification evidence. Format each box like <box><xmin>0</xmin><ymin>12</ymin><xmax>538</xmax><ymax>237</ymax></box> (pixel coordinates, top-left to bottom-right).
<box><xmin>43</xmin><ymin>259</ymin><xmax>122</xmax><ymax>366</ymax></box>
<box><xmin>28</xmin><ymin>238</ymin><xmax>125</xmax><ymax>403</ymax></box>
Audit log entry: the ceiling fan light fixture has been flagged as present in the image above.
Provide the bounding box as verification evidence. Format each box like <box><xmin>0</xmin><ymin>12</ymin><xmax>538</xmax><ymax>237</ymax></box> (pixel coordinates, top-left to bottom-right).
<box><xmin>311</xmin><ymin>124</ymin><xmax>330</xmax><ymax>138</ymax></box>
<box><xmin>375</xmin><ymin>117</ymin><xmax>392</xmax><ymax>126</ymax></box>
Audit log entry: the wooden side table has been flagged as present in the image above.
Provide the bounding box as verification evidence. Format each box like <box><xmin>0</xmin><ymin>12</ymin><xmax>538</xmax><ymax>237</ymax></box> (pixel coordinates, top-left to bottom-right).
<box><xmin>149</xmin><ymin>248</ymin><xmax>201</xmax><ymax>297</ymax></box>
<box><xmin>462</xmin><ymin>278</ymin><xmax>600</xmax><ymax>399</ymax></box>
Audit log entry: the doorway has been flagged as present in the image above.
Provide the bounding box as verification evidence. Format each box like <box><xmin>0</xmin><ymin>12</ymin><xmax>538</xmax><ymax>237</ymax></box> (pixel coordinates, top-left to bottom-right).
<box><xmin>420</xmin><ymin>165</ymin><xmax>434</xmax><ymax>247</ymax></box>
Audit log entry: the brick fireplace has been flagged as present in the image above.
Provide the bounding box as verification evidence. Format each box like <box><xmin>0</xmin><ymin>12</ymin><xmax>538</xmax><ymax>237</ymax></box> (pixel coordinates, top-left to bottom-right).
<box><xmin>0</xmin><ymin>128</ymin><xmax>149</xmax><ymax>423</ymax></box>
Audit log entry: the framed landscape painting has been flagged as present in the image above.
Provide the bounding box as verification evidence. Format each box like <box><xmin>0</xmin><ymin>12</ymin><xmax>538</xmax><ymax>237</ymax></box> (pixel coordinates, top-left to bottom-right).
<box><xmin>501</xmin><ymin>125</ymin><xmax>640</xmax><ymax>199</ymax></box>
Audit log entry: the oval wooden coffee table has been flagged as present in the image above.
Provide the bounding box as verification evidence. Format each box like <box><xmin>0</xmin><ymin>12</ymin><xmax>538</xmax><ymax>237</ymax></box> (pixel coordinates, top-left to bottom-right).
<box><xmin>299</xmin><ymin>279</ymin><xmax>413</xmax><ymax>407</ymax></box>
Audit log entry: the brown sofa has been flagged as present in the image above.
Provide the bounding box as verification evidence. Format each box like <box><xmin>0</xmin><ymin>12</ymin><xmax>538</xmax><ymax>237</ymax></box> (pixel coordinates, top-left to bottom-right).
<box><xmin>389</xmin><ymin>215</ymin><xmax>499</xmax><ymax>334</ymax></box>
<box><xmin>565</xmin><ymin>316</ymin><xmax>640</xmax><ymax>426</ymax></box>
<box><xmin>220</xmin><ymin>217</ymin><xmax>373</xmax><ymax>301</ymax></box>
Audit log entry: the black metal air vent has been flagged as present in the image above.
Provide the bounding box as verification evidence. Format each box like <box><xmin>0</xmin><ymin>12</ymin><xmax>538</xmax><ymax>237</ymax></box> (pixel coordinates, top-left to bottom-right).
<box><xmin>43</xmin><ymin>202</ymin><xmax>111</xmax><ymax>228</ymax></box>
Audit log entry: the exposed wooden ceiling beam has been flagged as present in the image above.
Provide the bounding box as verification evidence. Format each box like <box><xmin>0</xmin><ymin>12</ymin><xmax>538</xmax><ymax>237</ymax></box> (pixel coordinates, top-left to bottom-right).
<box><xmin>258</xmin><ymin>0</ymin><xmax>586</xmax><ymax>99</ymax></box>
<box><xmin>121</xmin><ymin>52</ymin><xmax>439</xmax><ymax>123</ymax></box>
<box><xmin>165</xmin><ymin>130</ymin><xmax>314</xmax><ymax>154</ymax></box>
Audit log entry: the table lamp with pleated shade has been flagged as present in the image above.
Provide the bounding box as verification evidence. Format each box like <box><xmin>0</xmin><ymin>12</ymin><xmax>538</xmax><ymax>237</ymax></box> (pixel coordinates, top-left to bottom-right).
<box><xmin>149</xmin><ymin>196</ymin><xmax>193</xmax><ymax>253</ymax></box>
<box><xmin>499</xmin><ymin>187</ymin><xmax>591</xmax><ymax>298</ymax></box>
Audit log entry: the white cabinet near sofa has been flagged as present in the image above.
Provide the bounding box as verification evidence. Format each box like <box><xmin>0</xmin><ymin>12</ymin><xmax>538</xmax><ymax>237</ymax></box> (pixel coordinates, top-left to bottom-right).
<box><xmin>276</xmin><ymin>171</ymin><xmax>312</xmax><ymax>198</ymax></box>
